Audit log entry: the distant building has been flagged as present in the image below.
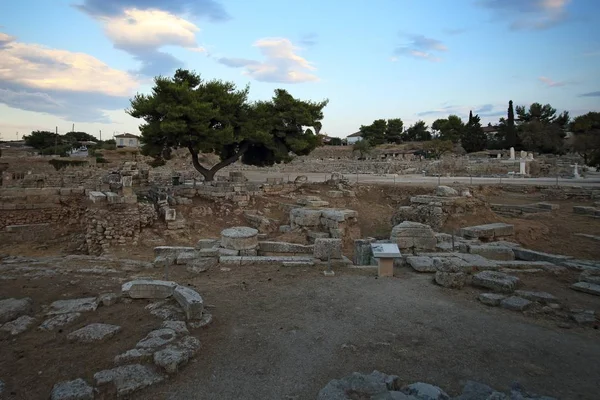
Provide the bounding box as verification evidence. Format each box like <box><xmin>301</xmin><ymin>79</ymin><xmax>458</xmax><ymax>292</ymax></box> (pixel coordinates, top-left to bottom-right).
<box><xmin>115</xmin><ymin>133</ymin><xmax>140</xmax><ymax>148</ymax></box>
<box><xmin>346</xmin><ymin>132</ymin><xmax>363</xmax><ymax>144</ymax></box>
<box><xmin>482</xmin><ymin>124</ymin><xmax>499</xmax><ymax>140</ymax></box>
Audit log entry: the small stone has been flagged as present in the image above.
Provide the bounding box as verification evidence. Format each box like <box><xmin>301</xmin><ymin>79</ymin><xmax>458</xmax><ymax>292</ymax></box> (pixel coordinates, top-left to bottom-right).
<box><xmin>402</xmin><ymin>382</ymin><xmax>450</xmax><ymax>400</ymax></box>
<box><xmin>67</xmin><ymin>323</ymin><xmax>121</xmax><ymax>343</ymax></box>
<box><xmin>500</xmin><ymin>296</ymin><xmax>532</xmax><ymax>311</ymax></box>
<box><xmin>136</xmin><ymin>328</ymin><xmax>177</xmax><ymax>349</ymax></box>
<box><xmin>39</xmin><ymin>313</ymin><xmax>81</xmax><ymax>331</ymax></box>
<box><xmin>47</xmin><ymin>298</ymin><xmax>98</xmax><ymax>315</ymax></box>
<box><xmin>114</xmin><ymin>348</ymin><xmax>153</xmax><ymax>365</ymax></box>
<box><xmin>478</xmin><ymin>293</ymin><xmax>506</xmax><ymax>306</ymax></box>
<box><xmin>161</xmin><ymin>321</ymin><xmax>189</xmax><ymax>335</ymax></box>
<box><xmin>0</xmin><ymin>297</ymin><xmax>33</xmax><ymax>323</ymax></box>
<box><xmin>188</xmin><ymin>313</ymin><xmax>213</xmax><ymax>329</ymax></box>
<box><xmin>0</xmin><ymin>315</ymin><xmax>35</xmax><ymax>335</ymax></box>
<box><xmin>435</xmin><ymin>185</ymin><xmax>458</xmax><ymax>197</ymax></box>
<box><xmin>50</xmin><ymin>378</ymin><xmax>94</xmax><ymax>400</ymax></box>
<box><xmin>94</xmin><ymin>364</ymin><xmax>164</xmax><ymax>396</ymax></box>
<box><xmin>98</xmin><ymin>293</ymin><xmax>120</xmax><ymax>307</ymax></box>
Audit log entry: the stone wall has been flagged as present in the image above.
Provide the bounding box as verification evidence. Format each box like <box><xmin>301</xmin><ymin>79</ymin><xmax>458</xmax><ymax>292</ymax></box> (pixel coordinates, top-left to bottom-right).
<box><xmin>85</xmin><ymin>202</ymin><xmax>157</xmax><ymax>255</ymax></box>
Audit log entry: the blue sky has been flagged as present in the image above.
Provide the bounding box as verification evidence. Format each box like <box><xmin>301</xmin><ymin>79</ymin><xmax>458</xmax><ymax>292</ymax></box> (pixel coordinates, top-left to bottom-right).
<box><xmin>0</xmin><ymin>0</ymin><xmax>599</xmax><ymax>140</ymax></box>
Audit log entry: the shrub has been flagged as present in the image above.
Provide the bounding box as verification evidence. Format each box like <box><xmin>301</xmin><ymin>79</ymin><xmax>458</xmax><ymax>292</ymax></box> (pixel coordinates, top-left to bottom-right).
<box><xmin>48</xmin><ymin>159</ymin><xmax>88</xmax><ymax>170</ymax></box>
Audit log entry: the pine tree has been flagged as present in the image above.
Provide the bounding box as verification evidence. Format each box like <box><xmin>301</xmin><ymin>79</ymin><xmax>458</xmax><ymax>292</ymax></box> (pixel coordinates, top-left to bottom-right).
<box><xmin>462</xmin><ymin>112</ymin><xmax>487</xmax><ymax>153</ymax></box>
<box><xmin>468</xmin><ymin>110</ymin><xmax>473</xmax><ymax>124</ymax></box>
<box><xmin>506</xmin><ymin>100</ymin><xmax>517</xmax><ymax>148</ymax></box>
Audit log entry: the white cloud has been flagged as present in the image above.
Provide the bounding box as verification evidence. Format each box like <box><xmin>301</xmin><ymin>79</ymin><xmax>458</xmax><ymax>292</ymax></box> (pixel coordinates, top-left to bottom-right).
<box><xmin>394</xmin><ymin>34</ymin><xmax>447</xmax><ymax>62</ymax></box>
<box><xmin>218</xmin><ymin>38</ymin><xmax>319</xmax><ymax>84</ymax></box>
<box><xmin>479</xmin><ymin>0</ymin><xmax>572</xmax><ymax>30</ymax></box>
<box><xmin>539</xmin><ymin>76</ymin><xmax>566</xmax><ymax>87</ymax></box>
<box><xmin>99</xmin><ymin>8</ymin><xmax>203</xmax><ymax>52</ymax></box>
<box><xmin>0</xmin><ymin>34</ymin><xmax>138</xmax><ymax>96</ymax></box>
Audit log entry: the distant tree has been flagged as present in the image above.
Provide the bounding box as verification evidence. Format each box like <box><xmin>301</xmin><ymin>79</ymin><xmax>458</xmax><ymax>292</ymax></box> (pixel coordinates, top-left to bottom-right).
<box><xmin>403</xmin><ymin>120</ymin><xmax>431</xmax><ymax>141</ymax></box>
<box><xmin>461</xmin><ymin>112</ymin><xmax>487</xmax><ymax>153</ymax></box>
<box><xmin>515</xmin><ymin>102</ymin><xmax>569</xmax><ymax>154</ymax></box>
<box><xmin>353</xmin><ymin>139</ymin><xmax>373</xmax><ymax>158</ymax></box>
<box><xmin>432</xmin><ymin>115</ymin><xmax>464</xmax><ymax>143</ymax></box>
<box><xmin>423</xmin><ymin>139</ymin><xmax>454</xmax><ymax>159</ymax></box>
<box><xmin>385</xmin><ymin>118</ymin><xmax>404</xmax><ymax>143</ymax></box>
<box><xmin>63</xmin><ymin>131</ymin><xmax>96</xmax><ymax>143</ymax></box>
<box><xmin>569</xmin><ymin>112</ymin><xmax>600</xmax><ymax>167</ymax></box>
<box><xmin>359</xmin><ymin>119</ymin><xmax>387</xmax><ymax>146</ymax></box>
<box><xmin>127</xmin><ymin>69</ymin><xmax>328</xmax><ymax>181</ymax></box>
<box><xmin>329</xmin><ymin>137</ymin><xmax>343</xmax><ymax>146</ymax></box>
<box><xmin>23</xmin><ymin>130</ymin><xmax>61</xmax><ymax>150</ymax></box>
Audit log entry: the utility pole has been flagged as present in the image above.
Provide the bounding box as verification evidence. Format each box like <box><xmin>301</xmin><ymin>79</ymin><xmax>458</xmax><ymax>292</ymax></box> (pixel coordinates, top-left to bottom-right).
<box><xmin>72</xmin><ymin>123</ymin><xmax>74</xmax><ymax>133</ymax></box>
<box><xmin>55</xmin><ymin>126</ymin><xmax>58</xmax><ymax>155</ymax></box>
<box><xmin>99</xmin><ymin>130</ymin><xmax>102</xmax><ymax>141</ymax></box>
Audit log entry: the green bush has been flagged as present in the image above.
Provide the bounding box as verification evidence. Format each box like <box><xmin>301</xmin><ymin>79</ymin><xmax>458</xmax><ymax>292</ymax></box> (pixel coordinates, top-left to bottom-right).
<box><xmin>40</xmin><ymin>145</ymin><xmax>71</xmax><ymax>157</ymax></box>
<box><xmin>96</xmin><ymin>156</ymin><xmax>108</xmax><ymax>164</ymax></box>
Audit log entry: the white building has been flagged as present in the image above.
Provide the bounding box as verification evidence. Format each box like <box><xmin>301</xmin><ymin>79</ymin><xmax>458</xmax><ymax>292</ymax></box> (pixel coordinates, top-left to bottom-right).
<box><xmin>346</xmin><ymin>132</ymin><xmax>363</xmax><ymax>144</ymax></box>
<box><xmin>115</xmin><ymin>133</ymin><xmax>140</xmax><ymax>148</ymax></box>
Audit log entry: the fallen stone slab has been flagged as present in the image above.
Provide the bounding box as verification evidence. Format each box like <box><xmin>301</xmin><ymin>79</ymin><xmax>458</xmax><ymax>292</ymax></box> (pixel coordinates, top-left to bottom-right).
<box><xmin>580</xmin><ymin>270</ymin><xmax>600</xmax><ymax>285</ymax></box>
<box><xmin>472</xmin><ymin>271</ymin><xmax>519</xmax><ymax>293</ymax></box>
<box><xmin>218</xmin><ymin>255</ymin><xmax>315</xmax><ymax>266</ymax></box>
<box><xmin>47</xmin><ymin>298</ymin><xmax>98</xmax><ymax>315</ymax></box>
<box><xmin>50</xmin><ymin>378</ymin><xmax>94</xmax><ymax>400</ymax></box>
<box><xmin>195</xmin><ymin>239</ymin><xmax>219</xmax><ymax>249</ymax></box>
<box><xmin>391</xmin><ymin>222</ymin><xmax>436</xmax><ymax>251</ymax></box>
<box><xmin>434</xmin><ymin>271</ymin><xmax>466</xmax><ymax>289</ymax></box>
<box><xmin>453</xmin><ymin>253</ymin><xmax>499</xmax><ymax>272</ymax></box>
<box><xmin>514</xmin><ymin>290</ymin><xmax>558</xmax><ymax>304</ymax></box>
<box><xmin>161</xmin><ymin>320</ymin><xmax>189</xmax><ymax>335</ymax></box>
<box><xmin>188</xmin><ymin>313</ymin><xmax>213</xmax><ymax>329</ymax></box>
<box><xmin>571</xmin><ymin>282</ymin><xmax>600</xmax><ymax>296</ymax></box>
<box><xmin>0</xmin><ymin>315</ymin><xmax>35</xmax><ymax>335</ymax></box>
<box><xmin>258</xmin><ymin>241</ymin><xmax>313</xmax><ymax>254</ymax></box>
<box><xmin>478</xmin><ymin>293</ymin><xmax>506</xmax><ymax>306</ymax></box>
<box><xmin>153</xmin><ymin>246</ymin><xmax>195</xmax><ymax>257</ymax></box>
<box><xmin>136</xmin><ymin>328</ymin><xmax>177</xmax><ymax>349</ymax></box>
<box><xmin>561</xmin><ymin>259</ymin><xmax>600</xmax><ymax>271</ymax></box>
<box><xmin>406</xmin><ymin>256</ymin><xmax>435</xmax><ymax>272</ymax></box>
<box><xmin>314</xmin><ymin>238</ymin><xmax>343</xmax><ymax>260</ymax></box>
<box><xmin>121</xmin><ymin>280</ymin><xmax>177</xmax><ymax>299</ymax></box>
<box><xmin>317</xmin><ymin>370</ymin><xmax>399</xmax><ymax>400</ymax></box>
<box><xmin>465</xmin><ymin>244</ymin><xmax>515</xmax><ymax>261</ymax></box>
<box><xmin>173</xmin><ymin>286</ymin><xmax>204</xmax><ymax>320</ymax></box>
<box><xmin>282</xmin><ymin>260</ymin><xmax>315</xmax><ymax>267</ymax></box>
<box><xmin>114</xmin><ymin>348</ymin><xmax>154</xmax><ymax>365</ymax></box>
<box><xmin>460</xmin><ymin>223</ymin><xmax>514</xmax><ymax>240</ymax></box>
<box><xmin>153</xmin><ymin>336</ymin><xmax>200</xmax><ymax>374</ymax></box>
<box><xmin>39</xmin><ymin>313</ymin><xmax>81</xmax><ymax>331</ymax></box>
<box><xmin>67</xmin><ymin>323</ymin><xmax>121</xmax><ymax>343</ymax></box>
<box><xmin>501</xmin><ymin>296</ymin><xmax>532</xmax><ymax>311</ymax></box>
<box><xmin>435</xmin><ymin>185</ymin><xmax>458</xmax><ymax>197</ymax></box>
<box><xmin>512</xmin><ymin>248</ymin><xmax>573</xmax><ymax>264</ymax></box>
<box><xmin>94</xmin><ymin>364</ymin><xmax>164</xmax><ymax>397</ymax></box>
<box><xmin>573</xmin><ymin>206</ymin><xmax>597</xmax><ymax>215</ymax></box>
<box><xmin>570</xmin><ymin>310</ymin><xmax>596</xmax><ymax>325</ymax></box>
<box><xmin>455</xmin><ymin>380</ymin><xmax>507</xmax><ymax>400</ymax></box>
<box><xmin>0</xmin><ymin>297</ymin><xmax>33</xmax><ymax>323</ymax></box>
<box><xmin>402</xmin><ymin>382</ymin><xmax>450</xmax><ymax>400</ymax></box>
<box><xmin>495</xmin><ymin>260</ymin><xmax>554</xmax><ymax>270</ymax></box>
<box><xmin>175</xmin><ymin>252</ymin><xmax>196</xmax><ymax>265</ymax></box>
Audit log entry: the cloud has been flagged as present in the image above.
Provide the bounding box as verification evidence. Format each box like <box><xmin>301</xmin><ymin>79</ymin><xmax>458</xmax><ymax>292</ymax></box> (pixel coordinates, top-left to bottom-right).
<box><xmin>478</xmin><ymin>0</ymin><xmax>572</xmax><ymax>30</ymax></box>
<box><xmin>583</xmin><ymin>51</ymin><xmax>600</xmax><ymax>57</ymax></box>
<box><xmin>86</xmin><ymin>8</ymin><xmax>205</xmax><ymax>76</ymax></box>
<box><xmin>539</xmin><ymin>76</ymin><xmax>566</xmax><ymax>87</ymax></box>
<box><xmin>76</xmin><ymin>0</ymin><xmax>230</xmax><ymax>21</ymax></box>
<box><xmin>580</xmin><ymin>91</ymin><xmax>600</xmax><ymax>97</ymax></box>
<box><xmin>300</xmin><ymin>33</ymin><xmax>318</xmax><ymax>47</ymax></box>
<box><xmin>417</xmin><ymin>104</ymin><xmax>506</xmax><ymax>118</ymax></box>
<box><xmin>394</xmin><ymin>34</ymin><xmax>447</xmax><ymax>62</ymax></box>
<box><xmin>0</xmin><ymin>33</ymin><xmax>138</xmax><ymax>122</ymax></box>
<box><xmin>217</xmin><ymin>38</ymin><xmax>318</xmax><ymax>84</ymax></box>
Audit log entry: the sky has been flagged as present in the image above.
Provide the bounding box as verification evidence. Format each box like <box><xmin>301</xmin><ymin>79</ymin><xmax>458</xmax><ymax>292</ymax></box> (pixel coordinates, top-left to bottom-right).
<box><xmin>0</xmin><ymin>0</ymin><xmax>599</xmax><ymax>140</ymax></box>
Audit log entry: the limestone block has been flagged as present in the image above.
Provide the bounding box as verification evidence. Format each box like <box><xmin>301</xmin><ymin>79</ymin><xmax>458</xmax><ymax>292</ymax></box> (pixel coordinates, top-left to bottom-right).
<box><xmin>47</xmin><ymin>298</ymin><xmax>98</xmax><ymax>315</ymax></box>
<box><xmin>0</xmin><ymin>297</ymin><xmax>33</xmax><ymax>323</ymax></box>
<box><xmin>512</xmin><ymin>248</ymin><xmax>573</xmax><ymax>264</ymax></box>
<box><xmin>121</xmin><ymin>176</ymin><xmax>133</xmax><ymax>187</ymax></box>
<box><xmin>434</xmin><ymin>271</ymin><xmax>466</xmax><ymax>288</ymax></box>
<box><xmin>67</xmin><ymin>323</ymin><xmax>121</xmax><ymax>343</ymax></box>
<box><xmin>104</xmin><ymin>192</ymin><xmax>120</xmax><ymax>204</ymax></box>
<box><xmin>571</xmin><ymin>282</ymin><xmax>600</xmax><ymax>296</ymax></box>
<box><xmin>93</xmin><ymin>364</ymin><xmax>164</xmax><ymax>397</ymax></box>
<box><xmin>88</xmin><ymin>191</ymin><xmax>106</xmax><ymax>203</ymax></box>
<box><xmin>314</xmin><ymin>238</ymin><xmax>342</xmax><ymax>260</ymax></box>
<box><xmin>173</xmin><ymin>285</ymin><xmax>204</xmax><ymax>320</ymax></box>
<box><xmin>466</xmin><ymin>244</ymin><xmax>515</xmax><ymax>261</ymax></box>
<box><xmin>195</xmin><ymin>239</ymin><xmax>219</xmax><ymax>249</ymax></box>
<box><xmin>478</xmin><ymin>293</ymin><xmax>506</xmax><ymax>306</ymax></box>
<box><xmin>472</xmin><ymin>271</ymin><xmax>519</xmax><ymax>293</ymax></box>
<box><xmin>435</xmin><ymin>185</ymin><xmax>458</xmax><ymax>197</ymax></box>
<box><xmin>136</xmin><ymin>328</ymin><xmax>177</xmax><ymax>349</ymax></box>
<box><xmin>406</xmin><ymin>256</ymin><xmax>436</xmax><ymax>272</ymax></box>
<box><xmin>258</xmin><ymin>241</ymin><xmax>313</xmax><ymax>254</ymax></box>
<box><xmin>121</xmin><ymin>280</ymin><xmax>177</xmax><ymax>299</ymax></box>
<box><xmin>290</xmin><ymin>208</ymin><xmax>323</xmax><ymax>226</ymax></box>
<box><xmin>500</xmin><ymin>296</ymin><xmax>532</xmax><ymax>311</ymax></box>
<box><xmin>514</xmin><ymin>290</ymin><xmax>558</xmax><ymax>304</ymax></box>
<box><xmin>459</xmin><ymin>223</ymin><xmax>514</xmax><ymax>240</ymax></box>
<box><xmin>353</xmin><ymin>238</ymin><xmax>376</xmax><ymax>266</ymax></box>
<box><xmin>50</xmin><ymin>378</ymin><xmax>94</xmax><ymax>400</ymax></box>
<box><xmin>220</xmin><ymin>226</ymin><xmax>259</xmax><ymax>250</ymax></box>
<box><xmin>390</xmin><ymin>221</ymin><xmax>436</xmax><ymax>251</ymax></box>
<box><xmin>0</xmin><ymin>315</ymin><xmax>36</xmax><ymax>335</ymax></box>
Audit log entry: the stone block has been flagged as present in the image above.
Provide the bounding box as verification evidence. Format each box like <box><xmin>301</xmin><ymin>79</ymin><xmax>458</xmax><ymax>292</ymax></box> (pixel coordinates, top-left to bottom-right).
<box><xmin>258</xmin><ymin>241</ymin><xmax>313</xmax><ymax>254</ymax></box>
<box><xmin>472</xmin><ymin>271</ymin><xmax>519</xmax><ymax>293</ymax></box>
<box><xmin>0</xmin><ymin>315</ymin><xmax>36</xmax><ymax>335</ymax></box>
<box><xmin>164</xmin><ymin>208</ymin><xmax>176</xmax><ymax>221</ymax></box>
<box><xmin>94</xmin><ymin>364</ymin><xmax>164</xmax><ymax>397</ymax></box>
<box><xmin>104</xmin><ymin>192</ymin><xmax>120</xmax><ymax>204</ymax></box>
<box><xmin>536</xmin><ymin>202</ymin><xmax>559</xmax><ymax>210</ymax></box>
<box><xmin>466</xmin><ymin>244</ymin><xmax>515</xmax><ymax>261</ymax></box>
<box><xmin>47</xmin><ymin>298</ymin><xmax>98</xmax><ymax>315</ymax></box>
<box><xmin>512</xmin><ymin>248</ymin><xmax>573</xmax><ymax>264</ymax></box>
<box><xmin>327</xmin><ymin>190</ymin><xmax>344</xmax><ymax>198</ymax></box>
<box><xmin>195</xmin><ymin>239</ymin><xmax>219</xmax><ymax>250</ymax></box>
<box><xmin>121</xmin><ymin>280</ymin><xmax>177</xmax><ymax>299</ymax></box>
<box><xmin>459</xmin><ymin>223</ymin><xmax>514</xmax><ymax>240</ymax></box>
<box><xmin>88</xmin><ymin>191</ymin><xmax>106</xmax><ymax>203</ymax></box>
<box><xmin>153</xmin><ymin>246</ymin><xmax>195</xmax><ymax>257</ymax></box>
<box><xmin>67</xmin><ymin>323</ymin><xmax>121</xmax><ymax>343</ymax></box>
<box><xmin>573</xmin><ymin>206</ymin><xmax>596</xmax><ymax>215</ymax></box>
<box><xmin>173</xmin><ymin>285</ymin><xmax>204</xmax><ymax>320</ymax></box>
<box><xmin>390</xmin><ymin>221</ymin><xmax>436</xmax><ymax>251</ymax></box>
<box><xmin>435</xmin><ymin>271</ymin><xmax>466</xmax><ymax>288</ymax></box>
<box><xmin>314</xmin><ymin>238</ymin><xmax>342</xmax><ymax>260</ymax></box>
<box><xmin>500</xmin><ymin>296</ymin><xmax>532</xmax><ymax>311</ymax></box>
<box><xmin>354</xmin><ymin>238</ymin><xmax>376</xmax><ymax>266</ymax></box>
<box><xmin>435</xmin><ymin>185</ymin><xmax>458</xmax><ymax>197</ymax></box>
<box><xmin>239</xmin><ymin>249</ymin><xmax>258</xmax><ymax>256</ymax></box>
<box><xmin>478</xmin><ymin>293</ymin><xmax>506</xmax><ymax>306</ymax></box>
<box><xmin>121</xmin><ymin>176</ymin><xmax>133</xmax><ymax>187</ymax></box>
<box><xmin>0</xmin><ymin>297</ymin><xmax>33</xmax><ymax>324</ymax></box>
<box><xmin>220</xmin><ymin>226</ymin><xmax>259</xmax><ymax>250</ymax></box>
<box><xmin>51</xmin><ymin>378</ymin><xmax>94</xmax><ymax>400</ymax></box>
<box><xmin>514</xmin><ymin>290</ymin><xmax>558</xmax><ymax>304</ymax></box>
<box><xmin>571</xmin><ymin>282</ymin><xmax>600</xmax><ymax>296</ymax></box>
<box><xmin>406</xmin><ymin>256</ymin><xmax>436</xmax><ymax>272</ymax></box>
<box><xmin>290</xmin><ymin>208</ymin><xmax>323</xmax><ymax>226</ymax></box>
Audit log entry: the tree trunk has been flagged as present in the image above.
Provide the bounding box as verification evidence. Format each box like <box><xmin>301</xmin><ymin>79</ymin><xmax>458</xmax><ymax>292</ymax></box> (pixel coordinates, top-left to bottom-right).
<box><xmin>187</xmin><ymin>143</ymin><xmax>250</xmax><ymax>182</ymax></box>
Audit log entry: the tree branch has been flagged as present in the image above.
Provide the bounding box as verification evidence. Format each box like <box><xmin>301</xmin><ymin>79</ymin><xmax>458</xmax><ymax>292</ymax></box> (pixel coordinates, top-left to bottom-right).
<box><xmin>187</xmin><ymin>145</ymin><xmax>211</xmax><ymax>176</ymax></box>
<box><xmin>209</xmin><ymin>141</ymin><xmax>251</xmax><ymax>173</ymax></box>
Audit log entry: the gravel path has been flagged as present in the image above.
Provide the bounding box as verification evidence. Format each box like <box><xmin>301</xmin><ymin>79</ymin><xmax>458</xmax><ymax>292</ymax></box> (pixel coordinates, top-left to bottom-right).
<box><xmin>139</xmin><ymin>271</ymin><xmax>600</xmax><ymax>400</ymax></box>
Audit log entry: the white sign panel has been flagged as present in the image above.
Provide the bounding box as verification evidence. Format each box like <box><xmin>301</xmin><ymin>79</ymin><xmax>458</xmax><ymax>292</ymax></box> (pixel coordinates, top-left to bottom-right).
<box><xmin>371</xmin><ymin>243</ymin><xmax>402</xmax><ymax>258</ymax></box>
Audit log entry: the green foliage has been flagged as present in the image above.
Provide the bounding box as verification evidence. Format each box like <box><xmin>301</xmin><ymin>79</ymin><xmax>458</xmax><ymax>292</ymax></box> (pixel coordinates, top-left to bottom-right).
<box><xmin>432</xmin><ymin>115</ymin><xmax>464</xmax><ymax>143</ymax></box>
<box><xmin>329</xmin><ymin>137</ymin><xmax>343</xmax><ymax>146</ymax></box>
<box><xmin>385</xmin><ymin>118</ymin><xmax>404</xmax><ymax>144</ymax></box>
<box><xmin>353</xmin><ymin>139</ymin><xmax>373</xmax><ymax>158</ymax></box>
<box><xmin>24</xmin><ymin>130</ymin><xmax>61</xmax><ymax>150</ymax></box>
<box><xmin>403</xmin><ymin>120</ymin><xmax>431</xmax><ymax>141</ymax></box>
<box><xmin>96</xmin><ymin>156</ymin><xmax>108</xmax><ymax>164</ymax></box>
<box><xmin>569</xmin><ymin>112</ymin><xmax>600</xmax><ymax>168</ymax></box>
<box><xmin>48</xmin><ymin>159</ymin><xmax>88</xmax><ymax>171</ymax></box>
<box><xmin>39</xmin><ymin>144</ymin><xmax>71</xmax><ymax>157</ymax></box>
<box><xmin>63</xmin><ymin>131</ymin><xmax>96</xmax><ymax>143</ymax></box>
<box><xmin>359</xmin><ymin>119</ymin><xmax>387</xmax><ymax>146</ymax></box>
<box><xmin>515</xmin><ymin>102</ymin><xmax>569</xmax><ymax>154</ymax></box>
<box><xmin>127</xmin><ymin>69</ymin><xmax>328</xmax><ymax>181</ymax></box>
<box><xmin>423</xmin><ymin>139</ymin><xmax>454</xmax><ymax>159</ymax></box>
<box><xmin>461</xmin><ymin>112</ymin><xmax>487</xmax><ymax>153</ymax></box>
